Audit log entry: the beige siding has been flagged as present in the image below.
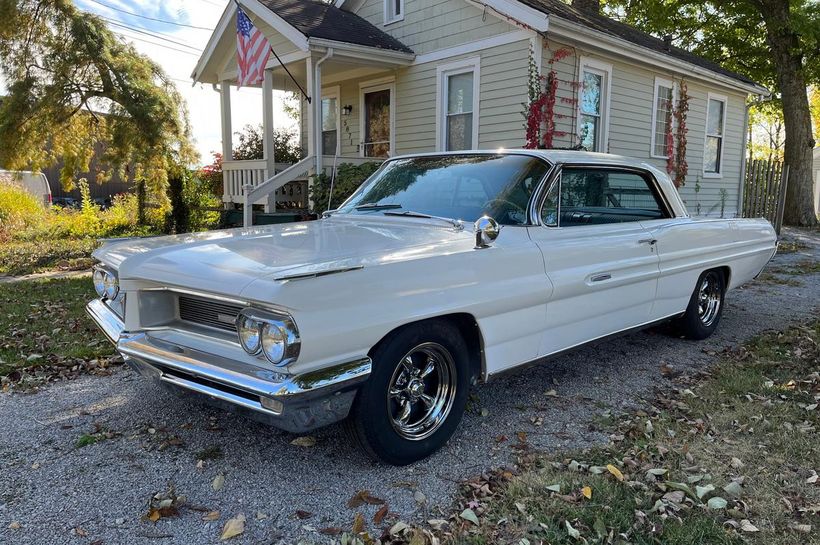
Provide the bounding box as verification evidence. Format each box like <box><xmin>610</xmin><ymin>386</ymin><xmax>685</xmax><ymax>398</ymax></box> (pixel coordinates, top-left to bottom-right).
<box><xmin>353</xmin><ymin>0</ymin><xmax>518</xmax><ymax>55</ymax></box>
<box><xmin>543</xmin><ymin>40</ymin><xmax>748</xmax><ymax>217</ymax></box>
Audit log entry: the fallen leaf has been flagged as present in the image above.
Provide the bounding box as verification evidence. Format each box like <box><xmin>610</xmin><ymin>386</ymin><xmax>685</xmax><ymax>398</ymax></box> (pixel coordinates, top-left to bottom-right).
<box><xmin>723</xmin><ymin>481</ymin><xmax>743</xmax><ymax>498</ymax></box>
<box><xmin>480</xmin><ymin>408</ymin><xmax>489</xmax><ymax>417</ymax></box>
<box><xmin>545</xmin><ymin>389</ymin><xmax>558</xmax><ymax>397</ymax></box>
<box><xmin>212</xmin><ymin>473</ymin><xmax>225</xmax><ymax>491</ymax></box>
<box><xmin>147</xmin><ymin>509</ymin><xmax>161</xmax><ymax>522</ymax></box>
<box><xmin>460</xmin><ymin>508</ymin><xmax>479</xmax><ymax>525</ymax></box>
<box><xmin>389</xmin><ymin>521</ymin><xmax>409</xmax><ymax>535</ymax></box>
<box><xmin>8</xmin><ymin>521</ymin><xmax>21</xmax><ymax>530</ymax></box>
<box><xmin>352</xmin><ymin>513</ymin><xmax>365</xmax><ymax>534</ymax></box>
<box><xmin>581</xmin><ymin>486</ymin><xmax>592</xmax><ymax>500</ymax></box>
<box><xmin>290</xmin><ymin>436</ymin><xmax>316</xmax><ymax>448</ymax></box>
<box><xmin>565</xmin><ymin>520</ymin><xmax>580</xmax><ymax>539</ymax></box>
<box><xmin>347</xmin><ymin>490</ymin><xmax>385</xmax><ymax>508</ymax></box>
<box><xmin>707</xmin><ymin>497</ymin><xmax>728</xmax><ymax>510</ymax></box>
<box><xmin>414</xmin><ymin>490</ymin><xmax>426</xmax><ymax>504</ymax></box>
<box><xmin>374</xmin><ymin>505</ymin><xmax>388</xmax><ymax>524</ymax></box>
<box><xmin>696</xmin><ymin>484</ymin><xmax>715</xmax><ymax>499</ymax></box>
<box><xmin>319</xmin><ymin>527</ymin><xmax>343</xmax><ymax>536</ymax></box>
<box><xmin>255</xmin><ymin>511</ymin><xmax>267</xmax><ymax>520</ymax></box>
<box><xmin>295</xmin><ymin>510</ymin><xmax>313</xmax><ymax>520</ymax></box>
<box><xmin>203</xmin><ymin>511</ymin><xmax>220</xmax><ymax>521</ymax></box>
<box><xmin>739</xmin><ymin>519</ymin><xmax>759</xmax><ymax>533</ymax></box>
<box><xmin>220</xmin><ymin>514</ymin><xmax>246</xmax><ymax>540</ymax></box>
<box><xmin>545</xmin><ymin>484</ymin><xmax>561</xmax><ymax>493</ymax></box>
<box><xmin>427</xmin><ymin>519</ymin><xmax>448</xmax><ymax>531</ymax></box>
<box><xmin>730</xmin><ymin>457</ymin><xmax>744</xmax><ymax>469</ymax></box>
<box><xmin>788</xmin><ymin>522</ymin><xmax>812</xmax><ymax>534</ymax></box>
<box><xmin>593</xmin><ymin>517</ymin><xmax>606</xmax><ymax>537</ymax></box>
<box><xmin>606</xmin><ymin>464</ymin><xmax>624</xmax><ymax>481</ymax></box>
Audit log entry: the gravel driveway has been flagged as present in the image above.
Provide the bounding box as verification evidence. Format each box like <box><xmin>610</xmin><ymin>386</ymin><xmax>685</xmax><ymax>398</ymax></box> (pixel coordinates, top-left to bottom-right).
<box><xmin>1</xmin><ymin>228</ymin><xmax>818</xmax><ymax>545</ymax></box>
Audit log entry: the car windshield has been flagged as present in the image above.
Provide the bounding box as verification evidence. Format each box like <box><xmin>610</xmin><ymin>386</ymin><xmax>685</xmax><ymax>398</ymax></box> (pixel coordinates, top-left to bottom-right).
<box><xmin>334</xmin><ymin>154</ymin><xmax>551</xmax><ymax>225</ymax></box>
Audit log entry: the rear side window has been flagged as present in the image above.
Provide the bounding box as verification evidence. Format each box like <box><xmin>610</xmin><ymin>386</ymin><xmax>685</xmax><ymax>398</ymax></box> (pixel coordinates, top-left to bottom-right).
<box><xmin>541</xmin><ymin>167</ymin><xmax>668</xmax><ymax>227</ymax></box>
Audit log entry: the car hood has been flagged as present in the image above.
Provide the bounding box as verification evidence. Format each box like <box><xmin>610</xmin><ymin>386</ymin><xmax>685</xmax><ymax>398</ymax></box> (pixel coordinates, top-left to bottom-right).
<box><xmin>94</xmin><ymin>216</ymin><xmax>474</xmax><ymax>297</ymax></box>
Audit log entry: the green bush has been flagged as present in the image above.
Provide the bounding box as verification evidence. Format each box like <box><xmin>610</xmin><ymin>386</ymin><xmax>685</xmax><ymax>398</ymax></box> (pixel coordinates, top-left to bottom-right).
<box><xmin>309</xmin><ymin>162</ymin><xmax>381</xmax><ymax>213</ymax></box>
<box><xmin>0</xmin><ymin>182</ymin><xmax>47</xmax><ymax>241</ymax></box>
<box><xmin>165</xmin><ymin>170</ymin><xmax>220</xmax><ymax>233</ymax></box>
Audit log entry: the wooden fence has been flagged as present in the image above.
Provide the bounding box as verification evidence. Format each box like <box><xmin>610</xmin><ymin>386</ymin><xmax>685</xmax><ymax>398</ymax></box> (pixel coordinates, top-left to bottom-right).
<box><xmin>742</xmin><ymin>157</ymin><xmax>790</xmax><ymax>235</ymax></box>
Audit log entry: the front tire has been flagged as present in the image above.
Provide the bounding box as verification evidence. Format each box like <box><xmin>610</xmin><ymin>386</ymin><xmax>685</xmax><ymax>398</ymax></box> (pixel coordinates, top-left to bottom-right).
<box><xmin>344</xmin><ymin>320</ymin><xmax>469</xmax><ymax>465</ymax></box>
<box><xmin>675</xmin><ymin>269</ymin><xmax>725</xmax><ymax>340</ymax></box>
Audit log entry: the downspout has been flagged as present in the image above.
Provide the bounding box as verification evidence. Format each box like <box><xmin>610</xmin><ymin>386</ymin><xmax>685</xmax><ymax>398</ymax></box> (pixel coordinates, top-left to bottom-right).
<box><xmin>737</xmin><ymin>99</ymin><xmax>752</xmax><ymax>217</ymax></box>
<box><xmin>314</xmin><ymin>48</ymin><xmax>334</xmax><ymax>176</ymax></box>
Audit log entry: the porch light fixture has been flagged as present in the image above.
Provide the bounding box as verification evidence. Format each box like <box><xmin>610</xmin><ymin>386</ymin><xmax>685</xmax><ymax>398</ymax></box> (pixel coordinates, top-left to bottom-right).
<box><xmin>342</xmin><ymin>104</ymin><xmax>353</xmax><ymax>116</ymax></box>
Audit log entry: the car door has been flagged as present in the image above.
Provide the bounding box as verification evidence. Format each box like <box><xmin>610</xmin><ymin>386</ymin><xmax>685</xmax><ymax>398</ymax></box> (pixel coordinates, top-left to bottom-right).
<box><xmin>528</xmin><ymin>165</ymin><xmax>665</xmax><ymax>356</ymax></box>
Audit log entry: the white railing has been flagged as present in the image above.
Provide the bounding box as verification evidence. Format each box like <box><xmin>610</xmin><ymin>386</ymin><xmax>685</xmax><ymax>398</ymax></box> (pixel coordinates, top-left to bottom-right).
<box><xmin>222</xmin><ymin>160</ymin><xmax>267</xmax><ymax>203</ymax></box>
<box><xmin>244</xmin><ymin>156</ymin><xmax>315</xmax><ymax>226</ymax></box>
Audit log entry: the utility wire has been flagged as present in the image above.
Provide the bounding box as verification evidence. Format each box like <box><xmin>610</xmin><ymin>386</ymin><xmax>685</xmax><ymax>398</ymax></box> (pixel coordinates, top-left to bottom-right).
<box><xmin>85</xmin><ymin>0</ymin><xmax>215</xmax><ymax>31</ymax></box>
<box><xmin>111</xmin><ymin>30</ymin><xmax>202</xmax><ymax>56</ymax></box>
<box><xmin>102</xmin><ymin>17</ymin><xmax>203</xmax><ymax>51</ymax></box>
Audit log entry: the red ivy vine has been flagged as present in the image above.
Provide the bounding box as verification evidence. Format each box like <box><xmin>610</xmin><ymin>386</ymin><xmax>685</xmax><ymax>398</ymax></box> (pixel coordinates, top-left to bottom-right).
<box><xmin>525</xmin><ymin>46</ymin><xmax>574</xmax><ymax>149</ymax></box>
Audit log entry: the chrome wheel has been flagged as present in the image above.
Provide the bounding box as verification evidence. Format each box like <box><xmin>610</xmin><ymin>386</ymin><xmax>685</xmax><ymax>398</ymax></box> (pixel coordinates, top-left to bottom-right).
<box><xmin>697</xmin><ymin>273</ymin><xmax>722</xmax><ymax>327</ymax></box>
<box><xmin>387</xmin><ymin>342</ymin><xmax>457</xmax><ymax>441</ymax></box>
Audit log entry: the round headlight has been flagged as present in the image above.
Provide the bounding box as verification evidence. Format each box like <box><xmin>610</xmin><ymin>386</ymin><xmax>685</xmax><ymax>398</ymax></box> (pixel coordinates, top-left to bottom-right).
<box><xmin>93</xmin><ymin>269</ymin><xmax>107</xmax><ymax>298</ymax></box>
<box><xmin>237</xmin><ymin>315</ymin><xmax>262</xmax><ymax>355</ymax></box>
<box><xmin>261</xmin><ymin>322</ymin><xmax>286</xmax><ymax>364</ymax></box>
<box><xmin>103</xmin><ymin>272</ymin><xmax>119</xmax><ymax>300</ymax></box>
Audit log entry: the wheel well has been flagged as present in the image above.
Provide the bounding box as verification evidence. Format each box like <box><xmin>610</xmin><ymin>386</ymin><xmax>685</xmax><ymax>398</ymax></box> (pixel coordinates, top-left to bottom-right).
<box><xmin>370</xmin><ymin>314</ymin><xmax>485</xmax><ymax>384</ymax></box>
<box><xmin>714</xmin><ymin>266</ymin><xmax>731</xmax><ymax>289</ymax></box>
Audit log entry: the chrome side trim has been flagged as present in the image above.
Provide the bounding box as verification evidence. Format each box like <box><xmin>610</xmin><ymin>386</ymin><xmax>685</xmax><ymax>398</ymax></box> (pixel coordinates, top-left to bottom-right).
<box><xmin>274</xmin><ymin>265</ymin><xmax>364</xmax><ymax>282</ymax></box>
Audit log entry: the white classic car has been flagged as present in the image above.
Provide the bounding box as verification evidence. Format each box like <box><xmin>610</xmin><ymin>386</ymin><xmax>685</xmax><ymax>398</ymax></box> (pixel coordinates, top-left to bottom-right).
<box><xmin>87</xmin><ymin>151</ymin><xmax>777</xmax><ymax>465</ymax></box>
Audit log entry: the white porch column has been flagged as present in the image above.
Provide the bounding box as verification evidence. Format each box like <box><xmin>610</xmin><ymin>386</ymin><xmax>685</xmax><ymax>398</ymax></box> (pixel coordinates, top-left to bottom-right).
<box><xmin>305</xmin><ymin>57</ymin><xmax>315</xmax><ymax>166</ymax></box>
<box><xmin>313</xmin><ymin>58</ymin><xmax>324</xmax><ymax>176</ymax></box>
<box><xmin>262</xmin><ymin>69</ymin><xmax>276</xmax><ymax>213</ymax></box>
<box><xmin>220</xmin><ymin>81</ymin><xmax>233</xmax><ymax>206</ymax></box>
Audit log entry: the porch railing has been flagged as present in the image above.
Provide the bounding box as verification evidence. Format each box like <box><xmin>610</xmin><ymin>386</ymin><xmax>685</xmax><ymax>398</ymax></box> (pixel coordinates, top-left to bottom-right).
<box><xmin>222</xmin><ymin>160</ymin><xmax>268</xmax><ymax>203</ymax></box>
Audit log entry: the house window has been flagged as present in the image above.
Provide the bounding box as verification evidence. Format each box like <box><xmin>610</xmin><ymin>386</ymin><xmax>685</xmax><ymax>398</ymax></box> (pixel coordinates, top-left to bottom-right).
<box><xmin>321</xmin><ymin>94</ymin><xmax>339</xmax><ymax>156</ymax></box>
<box><xmin>436</xmin><ymin>58</ymin><xmax>480</xmax><ymax>151</ymax></box>
<box><xmin>651</xmin><ymin>78</ymin><xmax>674</xmax><ymax>158</ymax></box>
<box><xmin>704</xmin><ymin>94</ymin><xmax>727</xmax><ymax>176</ymax></box>
<box><xmin>384</xmin><ymin>0</ymin><xmax>404</xmax><ymax>24</ymax></box>
<box><xmin>578</xmin><ymin>58</ymin><xmax>612</xmax><ymax>152</ymax></box>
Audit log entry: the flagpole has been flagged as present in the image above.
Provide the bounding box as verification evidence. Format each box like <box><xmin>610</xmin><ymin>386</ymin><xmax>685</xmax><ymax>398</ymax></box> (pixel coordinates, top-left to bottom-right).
<box><xmin>233</xmin><ymin>0</ymin><xmax>311</xmax><ymax>103</ymax></box>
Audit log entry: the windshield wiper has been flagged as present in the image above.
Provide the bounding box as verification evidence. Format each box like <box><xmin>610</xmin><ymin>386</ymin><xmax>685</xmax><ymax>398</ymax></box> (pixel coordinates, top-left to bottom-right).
<box><xmin>383</xmin><ymin>210</ymin><xmax>464</xmax><ymax>230</ymax></box>
<box><xmin>355</xmin><ymin>202</ymin><xmax>402</xmax><ymax>210</ymax></box>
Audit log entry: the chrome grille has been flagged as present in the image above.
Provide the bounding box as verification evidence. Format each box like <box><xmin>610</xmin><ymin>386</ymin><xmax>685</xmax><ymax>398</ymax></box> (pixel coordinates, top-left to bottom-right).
<box><xmin>178</xmin><ymin>296</ymin><xmax>243</xmax><ymax>333</ymax></box>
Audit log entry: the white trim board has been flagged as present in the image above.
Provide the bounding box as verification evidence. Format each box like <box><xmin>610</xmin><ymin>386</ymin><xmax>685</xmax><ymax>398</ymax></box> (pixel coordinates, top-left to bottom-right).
<box><xmin>414</xmin><ymin>29</ymin><xmax>533</xmax><ymax>65</ymax></box>
<box><xmin>435</xmin><ymin>57</ymin><xmax>481</xmax><ymax>151</ymax></box>
<box><xmin>649</xmin><ymin>76</ymin><xmax>677</xmax><ymax>160</ymax></box>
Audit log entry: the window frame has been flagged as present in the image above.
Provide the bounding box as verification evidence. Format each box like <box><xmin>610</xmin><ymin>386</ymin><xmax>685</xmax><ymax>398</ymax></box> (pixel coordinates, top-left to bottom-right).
<box><xmin>435</xmin><ymin>57</ymin><xmax>481</xmax><ymax>152</ymax></box>
<box><xmin>359</xmin><ymin>76</ymin><xmax>396</xmax><ymax>158</ymax></box>
<box><xmin>650</xmin><ymin>77</ymin><xmax>676</xmax><ymax>159</ymax></box>
<box><xmin>537</xmin><ymin>164</ymin><xmax>674</xmax><ymax>228</ymax></box>
<box><xmin>577</xmin><ymin>57</ymin><xmax>613</xmax><ymax>153</ymax></box>
<box><xmin>383</xmin><ymin>0</ymin><xmax>404</xmax><ymax>25</ymax></box>
<box><xmin>321</xmin><ymin>85</ymin><xmax>341</xmax><ymax>157</ymax></box>
<box><xmin>703</xmin><ymin>93</ymin><xmax>727</xmax><ymax>178</ymax></box>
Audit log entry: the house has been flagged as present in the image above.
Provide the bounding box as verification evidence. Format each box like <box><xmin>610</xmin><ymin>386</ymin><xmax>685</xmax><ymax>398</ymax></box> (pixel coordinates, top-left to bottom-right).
<box><xmin>191</xmin><ymin>0</ymin><xmax>768</xmax><ymax>226</ymax></box>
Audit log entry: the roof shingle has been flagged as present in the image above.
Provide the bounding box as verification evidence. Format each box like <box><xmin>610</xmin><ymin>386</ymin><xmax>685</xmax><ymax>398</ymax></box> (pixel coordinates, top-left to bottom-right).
<box><xmin>519</xmin><ymin>0</ymin><xmax>758</xmax><ymax>87</ymax></box>
<box><xmin>256</xmin><ymin>0</ymin><xmax>413</xmax><ymax>54</ymax></box>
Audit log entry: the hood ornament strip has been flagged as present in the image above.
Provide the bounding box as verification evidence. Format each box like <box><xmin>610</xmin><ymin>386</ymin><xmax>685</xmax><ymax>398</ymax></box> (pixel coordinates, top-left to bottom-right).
<box><xmin>274</xmin><ymin>266</ymin><xmax>364</xmax><ymax>283</ymax></box>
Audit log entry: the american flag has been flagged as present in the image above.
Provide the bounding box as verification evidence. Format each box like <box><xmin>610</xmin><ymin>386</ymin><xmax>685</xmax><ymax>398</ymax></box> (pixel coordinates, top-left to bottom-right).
<box><xmin>236</xmin><ymin>6</ymin><xmax>272</xmax><ymax>87</ymax></box>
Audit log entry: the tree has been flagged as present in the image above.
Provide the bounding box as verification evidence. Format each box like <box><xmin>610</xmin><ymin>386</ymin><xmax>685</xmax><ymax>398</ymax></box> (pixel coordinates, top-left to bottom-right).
<box><xmin>0</xmin><ymin>0</ymin><xmax>196</xmax><ymax>209</ymax></box>
<box><xmin>604</xmin><ymin>0</ymin><xmax>819</xmax><ymax>226</ymax></box>
<box><xmin>232</xmin><ymin>123</ymin><xmax>302</xmax><ymax>164</ymax></box>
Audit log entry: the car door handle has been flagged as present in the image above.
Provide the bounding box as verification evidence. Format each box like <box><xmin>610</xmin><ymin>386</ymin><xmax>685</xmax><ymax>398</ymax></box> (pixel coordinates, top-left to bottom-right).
<box><xmin>638</xmin><ymin>238</ymin><xmax>657</xmax><ymax>245</ymax></box>
<box><xmin>591</xmin><ymin>273</ymin><xmax>612</xmax><ymax>282</ymax></box>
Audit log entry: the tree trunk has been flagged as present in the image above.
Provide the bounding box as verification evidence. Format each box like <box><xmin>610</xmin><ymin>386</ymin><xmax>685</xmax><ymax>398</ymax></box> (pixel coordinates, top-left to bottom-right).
<box><xmin>760</xmin><ymin>0</ymin><xmax>818</xmax><ymax>227</ymax></box>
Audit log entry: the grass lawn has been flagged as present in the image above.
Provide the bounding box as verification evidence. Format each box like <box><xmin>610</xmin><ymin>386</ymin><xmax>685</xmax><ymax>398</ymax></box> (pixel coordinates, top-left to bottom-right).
<box><xmin>410</xmin><ymin>321</ymin><xmax>820</xmax><ymax>545</ymax></box>
<box><xmin>0</xmin><ymin>238</ymin><xmax>98</xmax><ymax>276</ymax></box>
<box><xmin>0</xmin><ymin>277</ymin><xmax>114</xmax><ymax>382</ymax></box>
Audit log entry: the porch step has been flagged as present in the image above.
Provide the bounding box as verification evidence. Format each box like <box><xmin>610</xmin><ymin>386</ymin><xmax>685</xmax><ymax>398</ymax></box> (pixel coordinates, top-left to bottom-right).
<box><xmin>221</xmin><ymin>209</ymin><xmax>316</xmax><ymax>228</ymax></box>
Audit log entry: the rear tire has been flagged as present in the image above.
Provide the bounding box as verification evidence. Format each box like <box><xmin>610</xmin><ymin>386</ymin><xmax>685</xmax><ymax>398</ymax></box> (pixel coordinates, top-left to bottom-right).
<box><xmin>344</xmin><ymin>320</ymin><xmax>469</xmax><ymax>465</ymax></box>
<box><xmin>674</xmin><ymin>269</ymin><xmax>725</xmax><ymax>340</ymax></box>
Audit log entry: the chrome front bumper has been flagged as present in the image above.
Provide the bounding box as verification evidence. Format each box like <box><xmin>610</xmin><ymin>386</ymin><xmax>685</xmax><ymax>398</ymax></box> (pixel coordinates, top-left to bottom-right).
<box><xmin>86</xmin><ymin>298</ymin><xmax>371</xmax><ymax>433</ymax></box>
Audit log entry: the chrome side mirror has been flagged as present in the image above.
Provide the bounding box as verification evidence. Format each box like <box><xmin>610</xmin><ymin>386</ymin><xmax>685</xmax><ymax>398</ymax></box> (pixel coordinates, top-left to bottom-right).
<box><xmin>474</xmin><ymin>215</ymin><xmax>500</xmax><ymax>249</ymax></box>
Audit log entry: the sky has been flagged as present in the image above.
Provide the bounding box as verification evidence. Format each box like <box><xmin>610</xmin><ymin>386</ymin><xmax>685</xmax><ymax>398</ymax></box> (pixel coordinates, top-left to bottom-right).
<box><xmin>68</xmin><ymin>0</ymin><xmax>297</xmax><ymax>166</ymax></box>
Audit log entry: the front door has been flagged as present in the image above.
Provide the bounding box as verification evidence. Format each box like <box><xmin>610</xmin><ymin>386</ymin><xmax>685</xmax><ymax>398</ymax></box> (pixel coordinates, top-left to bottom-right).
<box><xmin>529</xmin><ymin>166</ymin><xmax>666</xmax><ymax>356</ymax></box>
<box><xmin>362</xmin><ymin>87</ymin><xmax>391</xmax><ymax>158</ymax></box>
